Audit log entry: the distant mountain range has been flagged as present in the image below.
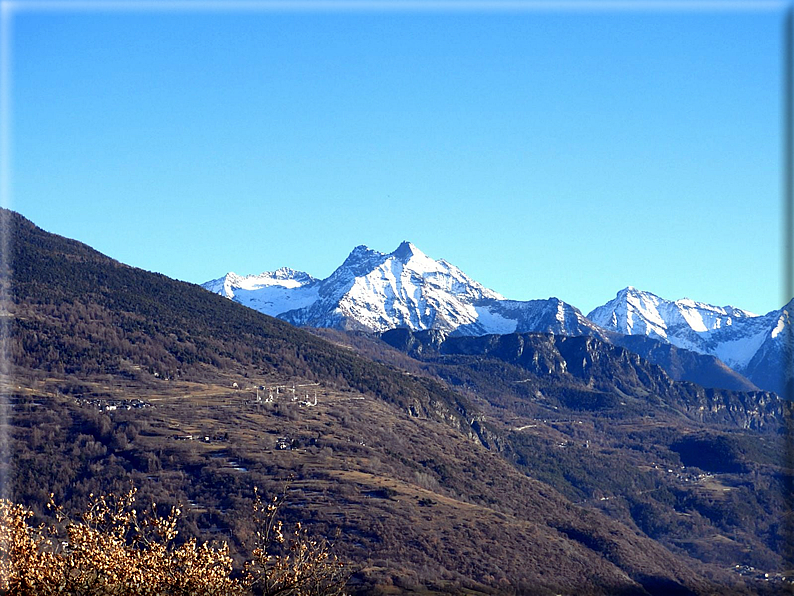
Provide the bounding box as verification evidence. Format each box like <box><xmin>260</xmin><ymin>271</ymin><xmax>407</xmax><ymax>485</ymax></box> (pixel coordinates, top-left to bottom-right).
<box><xmin>588</xmin><ymin>287</ymin><xmax>792</xmax><ymax>398</ymax></box>
<box><xmin>204</xmin><ymin>242</ymin><xmax>792</xmax><ymax>397</ymax></box>
<box><xmin>203</xmin><ymin>241</ymin><xmax>599</xmax><ymax>337</ymax></box>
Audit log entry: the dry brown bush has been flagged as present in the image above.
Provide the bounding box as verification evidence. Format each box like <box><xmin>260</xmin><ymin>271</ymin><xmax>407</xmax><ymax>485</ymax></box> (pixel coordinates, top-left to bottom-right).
<box><xmin>243</xmin><ymin>487</ymin><xmax>348</xmax><ymax>596</ymax></box>
<box><xmin>0</xmin><ymin>487</ymin><xmax>348</xmax><ymax>596</ymax></box>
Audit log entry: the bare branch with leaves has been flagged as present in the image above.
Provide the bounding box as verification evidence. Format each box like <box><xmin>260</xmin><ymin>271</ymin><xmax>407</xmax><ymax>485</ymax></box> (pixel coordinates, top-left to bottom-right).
<box><xmin>0</xmin><ymin>486</ymin><xmax>348</xmax><ymax>596</ymax></box>
<box><xmin>242</xmin><ymin>485</ymin><xmax>349</xmax><ymax>596</ymax></box>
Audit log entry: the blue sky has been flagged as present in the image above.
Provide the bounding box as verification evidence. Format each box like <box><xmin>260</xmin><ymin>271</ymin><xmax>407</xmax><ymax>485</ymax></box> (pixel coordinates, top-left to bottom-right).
<box><xmin>5</xmin><ymin>1</ymin><xmax>787</xmax><ymax>315</ymax></box>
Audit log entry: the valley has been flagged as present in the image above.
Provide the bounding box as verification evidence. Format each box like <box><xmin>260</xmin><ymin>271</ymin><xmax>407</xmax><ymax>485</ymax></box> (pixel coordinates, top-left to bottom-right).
<box><xmin>2</xmin><ymin>209</ymin><xmax>792</xmax><ymax>595</ymax></box>
<box><xmin>7</xmin><ymin>357</ymin><xmax>790</xmax><ymax>594</ymax></box>
<box><xmin>7</xmin><ymin>365</ymin><xmax>788</xmax><ymax>595</ymax></box>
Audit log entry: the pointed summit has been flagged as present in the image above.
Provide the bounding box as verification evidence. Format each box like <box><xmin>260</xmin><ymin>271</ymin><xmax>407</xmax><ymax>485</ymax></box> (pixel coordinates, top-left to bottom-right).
<box><xmin>388</xmin><ymin>240</ymin><xmax>435</xmax><ymax>264</ymax></box>
<box><xmin>391</xmin><ymin>240</ymin><xmax>418</xmax><ymax>261</ymax></box>
<box><xmin>615</xmin><ymin>286</ymin><xmax>655</xmax><ymax>301</ymax></box>
<box><xmin>337</xmin><ymin>245</ymin><xmax>385</xmax><ymax>276</ymax></box>
<box><xmin>345</xmin><ymin>244</ymin><xmax>378</xmax><ymax>261</ymax></box>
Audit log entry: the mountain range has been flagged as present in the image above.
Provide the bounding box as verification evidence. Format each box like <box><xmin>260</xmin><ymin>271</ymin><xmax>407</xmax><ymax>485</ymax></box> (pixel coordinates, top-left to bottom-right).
<box><xmin>589</xmin><ymin>287</ymin><xmax>791</xmax><ymax>398</ymax></box>
<box><xmin>6</xmin><ymin>209</ymin><xmax>792</xmax><ymax>594</ymax></box>
<box><xmin>203</xmin><ymin>241</ymin><xmax>601</xmax><ymax>338</ymax></box>
<box><xmin>203</xmin><ymin>242</ymin><xmax>791</xmax><ymax>397</ymax></box>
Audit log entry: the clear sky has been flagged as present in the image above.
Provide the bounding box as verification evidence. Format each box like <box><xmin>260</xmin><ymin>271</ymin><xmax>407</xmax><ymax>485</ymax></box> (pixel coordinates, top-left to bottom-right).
<box><xmin>5</xmin><ymin>1</ymin><xmax>788</xmax><ymax>316</ymax></box>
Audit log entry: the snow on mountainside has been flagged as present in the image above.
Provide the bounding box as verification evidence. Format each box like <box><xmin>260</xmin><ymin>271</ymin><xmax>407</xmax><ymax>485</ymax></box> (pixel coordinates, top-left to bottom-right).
<box><xmin>202</xmin><ymin>242</ymin><xmax>598</xmax><ymax>338</ymax></box>
<box><xmin>587</xmin><ymin>287</ymin><xmax>757</xmax><ymax>346</ymax></box>
<box><xmin>276</xmin><ymin>242</ymin><xmax>509</xmax><ymax>332</ymax></box>
<box><xmin>202</xmin><ymin>246</ymin><xmax>789</xmax><ymax>396</ymax></box>
<box><xmin>202</xmin><ymin>268</ymin><xmax>319</xmax><ymax>317</ymax></box>
<box><xmin>588</xmin><ymin>287</ymin><xmax>792</xmax><ymax>396</ymax></box>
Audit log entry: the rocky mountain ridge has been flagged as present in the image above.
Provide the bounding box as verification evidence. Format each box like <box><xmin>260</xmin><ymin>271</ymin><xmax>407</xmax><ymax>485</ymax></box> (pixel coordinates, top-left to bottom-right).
<box><xmin>379</xmin><ymin>328</ymin><xmax>782</xmax><ymax>431</ymax></box>
<box><xmin>203</xmin><ymin>241</ymin><xmax>601</xmax><ymax>337</ymax></box>
<box><xmin>204</xmin><ymin>244</ymin><xmax>790</xmax><ymax>396</ymax></box>
<box><xmin>589</xmin><ymin>287</ymin><xmax>792</xmax><ymax>397</ymax></box>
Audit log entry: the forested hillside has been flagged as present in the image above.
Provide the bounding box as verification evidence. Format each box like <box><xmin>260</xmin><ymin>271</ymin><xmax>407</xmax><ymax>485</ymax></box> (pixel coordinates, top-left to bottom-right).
<box><xmin>2</xmin><ymin>209</ymin><xmax>789</xmax><ymax>594</ymax></box>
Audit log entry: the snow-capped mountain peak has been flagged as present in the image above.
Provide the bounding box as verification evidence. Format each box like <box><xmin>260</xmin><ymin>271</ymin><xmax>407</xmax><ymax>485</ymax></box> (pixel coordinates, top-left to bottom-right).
<box><xmin>588</xmin><ymin>288</ymin><xmax>788</xmax><ymax>395</ymax></box>
<box><xmin>307</xmin><ymin>242</ymin><xmax>509</xmax><ymax>332</ymax></box>
<box><xmin>390</xmin><ymin>240</ymin><xmax>421</xmax><ymax>262</ymax></box>
<box><xmin>266</xmin><ymin>267</ymin><xmax>316</xmax><ymax>284</ymax></box>
<box><xmin>202</xmin><ymin>246</ymin><xmax>790</xmax><ymax>396</ymax></box>
<box><xmin>204</xmin><ymin>268</ymin><xmax>316</xmax><ymax>296</ymax></box>
<box><xmin>203</xmin><ymin>241</ymin><xmax>578</xmax><ymax>336</ymax></box>
<box><xmin>590</xmin><ymin>287</ymin><xmax>758</xmax><ymax>342</ymax></box>
<box><xmin>201</xmin><ymin>272</ymin><xmax>243</xmax><ymax>299</ymax></box>
<box><xmin>200</xmin><ymin>268</ymin><xmax>318</xmax><ymax>315</ymax></box>
<box><xmin>333</xmin><ymin>245</ymin><xmax>386</xmax><ymax>278</ymax></box>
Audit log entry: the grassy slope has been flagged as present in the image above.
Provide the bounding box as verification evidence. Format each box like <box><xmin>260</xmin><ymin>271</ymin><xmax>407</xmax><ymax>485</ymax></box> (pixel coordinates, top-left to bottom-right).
<box><xmin>1</xmin><ymin>209</ymin><xmax>775</xmax><ymax>594</ymax></box>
